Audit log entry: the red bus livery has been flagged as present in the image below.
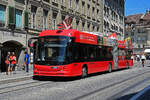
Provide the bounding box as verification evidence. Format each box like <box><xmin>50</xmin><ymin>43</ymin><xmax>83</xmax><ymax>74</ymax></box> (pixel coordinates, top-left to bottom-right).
<box><xmin>30</xmin><ymin>29</ymin><xmax>133</xmax><ymax>78</ymax></box>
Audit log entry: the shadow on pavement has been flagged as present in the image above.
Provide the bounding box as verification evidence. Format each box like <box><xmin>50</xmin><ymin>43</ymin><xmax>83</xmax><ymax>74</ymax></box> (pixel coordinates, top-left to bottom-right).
<box><xmin>33</xmin><ymin>76</ymin><xmax>81</xmax><ymax>82</ymax></box>
<box><xmin>116</xmin><ymin>92</ymin><xmax>138</xmax><ymax>100</ymax></box>
<box><xmin>146</xmin><ymin>65</ymin><xmax>150</xmax><ymax>67</ymax></box>
<box><xmin>32</xmin><ymin>68</ymin><xmax>129</xmax><ymax>82</ymax></box>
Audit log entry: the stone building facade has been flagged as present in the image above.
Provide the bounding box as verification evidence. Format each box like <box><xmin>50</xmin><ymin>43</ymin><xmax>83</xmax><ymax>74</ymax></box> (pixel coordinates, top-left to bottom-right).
<box><xmin>0</xmin><ymin>0</ymin><xmax>30</xmax><ymax>72</ymax></box>
<box><xmin>125</xmin><ymin>10</ymin><xmax>150</xmax><ymax>54</ymax></box>
<box><xmin>0</xmin><ymin>0</ymin><xmax>104</xmax><ymax>72</ymax></box>
<box><xmin>103</xmin><ymin>0</ymin><xmax>124</xmax><ymax>40</ymax></box>
<box><xmin>27</xmin><ymin>0</ymin><xmax>103</xmax><ymax>33</ymax></box>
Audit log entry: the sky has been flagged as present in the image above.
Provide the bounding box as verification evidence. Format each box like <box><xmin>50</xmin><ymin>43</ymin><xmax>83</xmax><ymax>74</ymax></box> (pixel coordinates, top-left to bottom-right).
<box><xmin>125</xmin><ymin>0</ymin><xmax>150</xmax><ymax>16</ymax></box>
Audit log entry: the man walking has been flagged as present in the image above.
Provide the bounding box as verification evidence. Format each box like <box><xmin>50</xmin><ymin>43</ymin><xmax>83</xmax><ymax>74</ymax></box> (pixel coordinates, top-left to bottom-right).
<box><xmin>24</xmin><ymin>51</ymin><xmax>30</xmax><ymax>72</ymax></box>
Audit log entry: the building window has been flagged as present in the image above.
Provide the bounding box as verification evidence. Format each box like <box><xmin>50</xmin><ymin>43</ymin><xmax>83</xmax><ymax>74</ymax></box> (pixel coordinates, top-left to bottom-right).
<box><xmin>16</xmin><ymin>9</ymin><xmax>22</xmax><ymax>28</ymax></box>
<box><xmin>82</xmin><ymin>23</ymin><xmax>85</xmax><ymax>31</ymax></box>
<box><xmin>61</xmin><ymin>0</ymin><xmax>65</xmax><ymax>6</ymax></box>
<box><xmin>0</xmin><ymin>5</ymin><xmax>6</xmax><ymax>23</ymax></box>
<box><xmin>43</xmin><ymin>0</ymin><xmax>49</xmax><ymax>3</ymax></box>
<box><xmin>137</xmin><ymin>37</ymin><xmax>141</xmax><ymax>43</ymax></box>
<box><xmin>87</xmin><ymin>23</ymin><xmax>90</xmax><ymax>31</ymax></box>
<box><xmin>131</xmin><ymin>32</ymin><xmax>134</xmax><ymax>36</ymax></box>
<box><xmin>61</xmin><ymin>15</ymin><xmax>65</xmax><ymax>21</ymax></box>
<box><xmin>87</xmin><ymin>4</ymin><xmax>90</xmax><ymax>16</ymax></box>
<box><xmin>52</xmin><ymin>12</ymin><xmax>57</xmax><ymax>30</ymax></box>
<box><xmin>75</xmin><ymin>0</ymin><xmax>79</xmax><ymax>10</ymax></box>
<box><xmin>52</xmin><ymin>0</ymin><xmax>56</xmax><ymax>2</ymax></box>
<box><xmin>31</xmin><ymin>6</ymin><xmax>37</xmax><ymax>29</ymax></box>
<box><xmin>53</xmin><ymin>19</ymin><xmax>56</xmax><ymax>30</ymax></box>
<box><xmin>15</xmin><ymin>0</ymin><xmax>25</xmax><ymax>4</ymax></box>
<box><xmin>93</xmin><ymin>26</ymin><xmax>95</xmax><ymax>31</ymax></box>
<box><xmin>131</xmin><ymin>38</ymin><xmax>134</xmax><ymax>42</ymax></box>
<box><xmin>82</xmin><ymin>2</ymin><xmax>85</xmax><ymax>14</ymax></box>
<box><xmin>97</xmin><ymin>9</ymin><xmax>99</xmax><ymax>15</ymax></box>
<box><xmin>138</xmin><ymin>29</ymin><xmax>145</xmax><ymax>33</ymax></box>
<box><xmin>92</xmin><ymin>7</ymin><xmax>95</xmax><ymax>17</ymax></box>
<box><xmin>104</xmin><ymin>20</ymin><xmax>106</xmax><ymax>29</ymax></box>
<box><xmin>43</xmin><ymin>10</ymin><xmax>48</xmax><ymax>30</ymax></box>
<box><xmin>76</xmin><ymin>20</ymin><xmax>79</xmax><ymax>30</ymax></box>
<box><xmin>97</xmin><ymin>27</ymin><xmax>99</xmax><ymax>31</ymax></box>
<box><xmin>69</xmin><ymin>0</ymin><xmax>72</xmax><ymax>8</ymax></box>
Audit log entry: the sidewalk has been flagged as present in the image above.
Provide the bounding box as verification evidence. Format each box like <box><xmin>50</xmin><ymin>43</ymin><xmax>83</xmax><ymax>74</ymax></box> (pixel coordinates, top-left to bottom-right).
<box><xmin>0</xmin><ymin>70</ymin><xmax>33</xmax><ymax>85</ymax></box>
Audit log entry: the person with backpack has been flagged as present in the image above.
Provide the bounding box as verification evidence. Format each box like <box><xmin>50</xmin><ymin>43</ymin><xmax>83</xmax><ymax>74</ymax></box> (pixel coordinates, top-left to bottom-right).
<box><xmin>10</xmin><ymin>52</ymin><xmax>17</xmax><ymax>74</ymax></box>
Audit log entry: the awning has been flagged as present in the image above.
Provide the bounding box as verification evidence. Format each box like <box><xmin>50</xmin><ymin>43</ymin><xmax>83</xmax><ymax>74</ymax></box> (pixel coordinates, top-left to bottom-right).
<box><xmin>144</xmin><ymin>49</ymin><xmax>150</xmax><ymax>53</ymax></box>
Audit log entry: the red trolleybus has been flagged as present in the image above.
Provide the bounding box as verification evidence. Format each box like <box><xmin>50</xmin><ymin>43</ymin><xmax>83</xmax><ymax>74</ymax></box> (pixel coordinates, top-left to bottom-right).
<box><xmin>30</xmin><ymin>29</ymin><xmax>133</xmax><ymax>78</ymax></box>
<box><xmin>31</xmin><ymin>29</ymin><xmax>114</xmax><ymax>78</ymax></box>
<box><xmin>115</xmin><ymin>40</ymin><xmax>133</xmax><ymax>70</ymax></box>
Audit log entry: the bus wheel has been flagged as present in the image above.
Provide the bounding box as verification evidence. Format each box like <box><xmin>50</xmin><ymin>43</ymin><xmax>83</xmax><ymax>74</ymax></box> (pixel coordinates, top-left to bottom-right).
<box><xmin>108</xmin><ymin>63</ymin><xmax>112</xmax><ymax>73</ymax></box>
<box><xmin>126</xmin><ymin>62</ymin><xmax>129</xmax><ymax>69</ymax></box>
<box><xmin>82</xmin><ymin>67</ymin><xmax>88</xmax><ymax>78</ymax></box>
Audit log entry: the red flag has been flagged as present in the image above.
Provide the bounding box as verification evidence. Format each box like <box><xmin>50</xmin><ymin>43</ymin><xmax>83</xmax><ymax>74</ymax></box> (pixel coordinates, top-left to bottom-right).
<box><xmin>108</xmin><ymin>33</ymin><xmax>117</xmax><ymax>39</ymax></box>
<box><xmin>57</xmin><ymin>17</ymin><xmax>72</xmax><ymax>30</ymax></box>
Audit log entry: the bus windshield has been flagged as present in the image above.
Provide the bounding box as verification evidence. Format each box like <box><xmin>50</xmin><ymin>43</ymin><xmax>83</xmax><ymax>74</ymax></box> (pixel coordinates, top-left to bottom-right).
<box><xmin>35</xmin><ymin>36</ymin><xmax>70</xmax><ymax>65</ymax></box>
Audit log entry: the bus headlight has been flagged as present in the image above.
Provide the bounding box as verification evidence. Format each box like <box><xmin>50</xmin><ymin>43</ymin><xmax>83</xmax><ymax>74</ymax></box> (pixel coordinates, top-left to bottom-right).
<box><xmin>63</xmin><ymin>66</ymin><xmax>67</xmax><ymax>69</ymax></box>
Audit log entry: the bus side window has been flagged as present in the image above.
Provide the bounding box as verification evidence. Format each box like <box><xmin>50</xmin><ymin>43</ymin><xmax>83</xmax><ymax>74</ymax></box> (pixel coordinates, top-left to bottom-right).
<box><xmin>73</xmin><ymin>46</ymin><xmax>79</xmax><ymax>62</ymax></box>
<box><xmin>72</xmin><ymin>44</ymin><xmax>86</xmax><ymax>62</ymax></box>
<box><xmin>96</xmin><ymin>47</ymin><xmax>104</xmax><ymax>61</ymax></box>
<box><xmin>88</xmin><ymin>46</ymin><xmax>96</xmax><ymax>61</ymax></box>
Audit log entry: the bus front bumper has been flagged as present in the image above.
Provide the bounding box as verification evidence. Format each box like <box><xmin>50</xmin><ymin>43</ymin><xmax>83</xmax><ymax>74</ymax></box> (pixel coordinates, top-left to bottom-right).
<box><xmin>33</xmin><ymin>70</ymin><xmax>77</xmax><ymax>77</ymax></box>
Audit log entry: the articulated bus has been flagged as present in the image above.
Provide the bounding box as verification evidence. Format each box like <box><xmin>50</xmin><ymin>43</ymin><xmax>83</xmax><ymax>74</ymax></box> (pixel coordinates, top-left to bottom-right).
<box><xmin>30</xmin><ymin>29</ymin><xmax>133</xmax><ymax>78</ymax></box>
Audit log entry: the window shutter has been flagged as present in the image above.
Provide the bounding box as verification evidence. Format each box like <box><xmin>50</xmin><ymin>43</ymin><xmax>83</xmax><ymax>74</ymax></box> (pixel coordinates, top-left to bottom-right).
<box><xmin>24</xmin><ymin>11</ymin><xmax>28</xmax><ymax>29</ymax></box>
<box><xmin>8</xmin><ymin>6</ymin><xmax>15</xmax><ymax>25</ymax></box>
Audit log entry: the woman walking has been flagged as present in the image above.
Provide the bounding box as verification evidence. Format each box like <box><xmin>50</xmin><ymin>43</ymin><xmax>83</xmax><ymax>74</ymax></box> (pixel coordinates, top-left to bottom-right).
<box><xmin>5</xmin><ymin>52</ymin><xmax>11</xmax><ymax>75</ymax></box>
<box><xmin>10</xmin><ymin>52</ymin><xmax>17</xmax><ymax>74</ymax></box>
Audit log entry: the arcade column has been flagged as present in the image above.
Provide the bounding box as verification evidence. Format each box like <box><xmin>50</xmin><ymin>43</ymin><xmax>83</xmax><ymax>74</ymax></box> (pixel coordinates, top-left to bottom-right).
<box><xmin>0</xmin><ymin>43</ymin><xmax>2</xmax><ymax>72</ymax></box>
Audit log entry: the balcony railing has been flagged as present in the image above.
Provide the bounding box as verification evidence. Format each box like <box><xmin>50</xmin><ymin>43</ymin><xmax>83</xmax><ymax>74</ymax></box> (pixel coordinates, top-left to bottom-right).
<box><xmin>92</xmin><ymin>16</ymin><xmax>96</xmax><ymax>21</ymax></box>
<box><xmin>97</xmin><ymin>19</ymin><xmax>100</xmax><ymax>23</ymax></box>
<box><xmin>87</xmin><ymin>16</ymin><xmax>91</xmax><ymax>19</ymax></box>
<box><xmin>75</xmin><ymin>11</ymin><xmax>80</xmax><ymax>16</ymax></box>
<box><xmin>81</xmin><ymin>14</ymin><xmax>86</xmax><ymax>19</ymax></box>
<box><xmin>52</xmin><ymin>1</ymin><xmax>58</xmax><ymax>7</ymax></box>
<box><xmin>61</xmin><ymin>5</ymin><xmax>66</xmax><ymax>10</ymax></box>
<box><xmin>68</xmin><ymin>8</ymin><xmax>74</xmax><ymax>14</ymax></box>
<box><xmin>92</xmin><ymin>0</ymin><xmax>96</xmax><ymax>3</ymax></box>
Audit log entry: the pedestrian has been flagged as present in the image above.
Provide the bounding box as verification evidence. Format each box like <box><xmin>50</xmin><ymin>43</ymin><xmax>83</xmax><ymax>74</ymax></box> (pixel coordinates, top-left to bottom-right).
<box><xmin>10</xmin><ymin>52</ymin><xmax>17</xmax><ymax>74</ymax></box>
<box><xmin>24</xmin><ymin>51</ymin><xmax>30</xmax><ymax>72</ymax></box>
<box><xmin>131</xmin><ymin>55</ymin><xmax>134</xmax><ymax>63</ymax></box>
<box><xmin>9</xmin><ymin>52</ymin><xmax>14</xmax><ymax>74</ymax></box>
<box><xmin>5</xmin><ymin>52</ymin><xmax>10</xmax><ymax>75</ymax></box>
<box><xmin>141</xmin><ymin>53</ymin><xmax>146</xmax><ymax>67</ymax></box>
<box><xmin>136</xmin><ymin>55</ymin><xmax>140</xmax><ymax>62</ymax></box>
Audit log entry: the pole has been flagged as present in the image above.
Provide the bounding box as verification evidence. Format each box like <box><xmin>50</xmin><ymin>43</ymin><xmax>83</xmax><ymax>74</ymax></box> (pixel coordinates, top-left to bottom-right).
<box><xmin>26</xmin><ymin>30</ymin><xmax>28</xmax><ymax>48</ymax></box>
<box><xmin>25</xmin><ymin>0</ymin><xmax>28</xmax><ymax>49</ymax></box>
